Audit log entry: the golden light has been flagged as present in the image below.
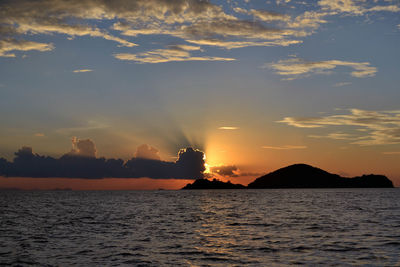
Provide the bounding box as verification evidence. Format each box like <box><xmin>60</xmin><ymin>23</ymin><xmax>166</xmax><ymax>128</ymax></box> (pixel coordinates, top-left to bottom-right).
<box><xmin>204</xmin><ymin>162</ymin><xmax>211</xmax><ymax>174</ymax></box>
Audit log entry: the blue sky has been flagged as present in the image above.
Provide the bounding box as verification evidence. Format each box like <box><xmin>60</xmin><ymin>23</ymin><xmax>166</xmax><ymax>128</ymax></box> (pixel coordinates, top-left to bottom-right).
<box><xmin>1</xmin><ymin>0</ymin><xmax>400</xmax><ymax>184</ymax></box>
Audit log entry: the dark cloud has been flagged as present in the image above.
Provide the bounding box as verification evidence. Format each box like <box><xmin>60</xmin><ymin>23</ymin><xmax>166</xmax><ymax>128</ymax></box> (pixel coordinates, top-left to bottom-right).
<box><xmin>210</xmin><ymin>165</ymin><xmax>239</xmax><ymax>177</ymax></box>
<box><xmin>210</xmin><ymin>164</ymin><xmax>263</xmax><ymax>177</ymax></box>
<box><xmin>175</xmin><ymin>147</ymin><xmax>206</xmax><ymax>179</ymax></box>
<box><xmin>0</xmin><ymin>139</ymin><xmax>206</xmax><ymax>179</ymax></box>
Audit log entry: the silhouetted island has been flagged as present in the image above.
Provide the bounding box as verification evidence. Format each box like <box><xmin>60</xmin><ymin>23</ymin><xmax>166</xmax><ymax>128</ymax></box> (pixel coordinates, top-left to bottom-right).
<box><xmin>182</xmin><ymin>178</ymin><xmax>246</xmax><ymax>189</ymax></box>
<box><xmin>182</xmin><ymin>164</ymin><xmax>394</xmax><ymax>189</ymax></box>
<box><xmin>248</xmin><ymin>164</ymin><xmax>393</xmax><ymax>188</ymax></box>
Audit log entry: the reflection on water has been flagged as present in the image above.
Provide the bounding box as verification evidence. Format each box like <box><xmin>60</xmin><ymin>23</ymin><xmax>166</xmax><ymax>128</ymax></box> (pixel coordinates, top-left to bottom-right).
<box><xmin>1</xmin><ymin>189</ymin><xmax>400</xmax><ymax>266</ymax></box>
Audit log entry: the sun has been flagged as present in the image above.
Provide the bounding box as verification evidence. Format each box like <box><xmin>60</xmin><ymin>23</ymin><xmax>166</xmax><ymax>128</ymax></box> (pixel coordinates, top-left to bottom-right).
<box><xmin>204</xmin><ymin>162</ymin><xmax>211</xmax><ymax>174</ymax></box>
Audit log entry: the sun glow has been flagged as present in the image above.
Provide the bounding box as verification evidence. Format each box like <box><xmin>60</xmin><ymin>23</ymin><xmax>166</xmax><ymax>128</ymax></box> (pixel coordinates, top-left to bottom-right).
<box><xmin>204</xmin><ymin>162</ymin><xmax>211</xmax><ymax>174</ymax></box>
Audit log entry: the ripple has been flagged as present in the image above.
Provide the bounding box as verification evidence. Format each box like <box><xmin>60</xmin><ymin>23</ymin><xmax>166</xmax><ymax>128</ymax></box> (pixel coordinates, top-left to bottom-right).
<box><xmin>1</xmin><ymin>189</ymin><xmax>400</xmax><ymax>266</ymax></box>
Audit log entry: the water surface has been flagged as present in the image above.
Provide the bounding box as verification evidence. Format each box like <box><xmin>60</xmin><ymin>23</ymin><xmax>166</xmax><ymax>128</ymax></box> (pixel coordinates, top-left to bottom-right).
<box><xmin>1</xmin><ymin>189</ymin><xmax>399</xmax><ymax>266</ymax></box>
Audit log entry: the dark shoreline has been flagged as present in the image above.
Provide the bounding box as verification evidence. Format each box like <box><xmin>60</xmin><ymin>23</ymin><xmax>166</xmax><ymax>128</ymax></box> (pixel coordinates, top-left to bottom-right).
<box><xmin>182</xmin><ymin>164</ymin><xmax>394</xmax><ymax>190</ymax></box>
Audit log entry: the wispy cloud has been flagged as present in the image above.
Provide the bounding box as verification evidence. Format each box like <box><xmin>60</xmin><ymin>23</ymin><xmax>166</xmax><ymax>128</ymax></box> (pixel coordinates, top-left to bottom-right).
<box><xmin>0</xmin><ymin>39</ymin><xmax>53</xmax><ymax>57</ymax></box>
<box><xmin>114</xmin><ymin>45</ymin><xmax>235</xmax><ymax>63</ymax></box>
<box><xmin>319</xmin><ymin>0</ymin><xmax>400</xmax><ymax>15</ymax></box>
<box><xmin>262</xmin><ymin>145</ymin><xmax>307</xmax><ymax>150</ymax></box>
<box><xmin>288</xmin><ymin>11</ymin><xmax>333</xmax><ymax>29</ymax></box>
<box><xmin>218</xmin><ymin>126</ymin><xmax>240</xmax><ymax>130</ymax></box>
<box><xmin>186</xmin><ymin>39</ymin><xmax>302</xmax><ymax>49</ymax></box>
<box><xmin>34</xmin><ymin>133</ymin><xmax>45</xmax><ymax>137</ymax></box>
<box><xmin>333</xmin><ymin>82</ymin><xmax>352</xmax><ymax>87</ymax></box>
<box><xmin>280</xmin><ymin>109</ymin><xmax>400</xmax><ymax>145</ymax></box>
<box><xmin>234</xmin><ymin>7</ymin><xmax>291</xmax><ymax>22</ymax></box>
<box><xmin>309</xmin><ymin>132</ymin><xmax>358</xmax><ymax>140</ymax></box>
<box><xmin>73</xmin><ymin>69</ymin><xmax>93</xmax><ymax>73</ymax></box>
<box><xmin>382</xmin><ymin>151</ymin><xmax>400</xmax><ymax>155</ymax></box>
<box><xmin>55</xmin><ymin>120</ymin><xmax>109</xmax><ymax>134</ymax></box>
<box><xmin>266</xmin><ymin>58</ymin><xmax>377</xmax><ymax>80</ymax></box>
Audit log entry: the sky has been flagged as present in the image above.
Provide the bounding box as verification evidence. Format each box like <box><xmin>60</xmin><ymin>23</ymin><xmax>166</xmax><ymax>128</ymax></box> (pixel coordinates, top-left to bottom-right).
<box><xmin>0</xmin><ymin>0</ymin><xmax>400</xmax><ymax>189</ymax></box>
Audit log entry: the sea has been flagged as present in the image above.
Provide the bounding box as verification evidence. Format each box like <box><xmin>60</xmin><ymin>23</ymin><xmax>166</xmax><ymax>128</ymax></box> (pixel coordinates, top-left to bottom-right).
<box><xmin>1</xmin><ymin>189</ymin><xmax>399</xmax><ymax>266</ymax></box>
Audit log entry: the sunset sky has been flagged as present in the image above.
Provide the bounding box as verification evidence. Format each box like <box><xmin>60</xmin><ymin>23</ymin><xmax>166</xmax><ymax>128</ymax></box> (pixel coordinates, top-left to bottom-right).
<box><xmin>1</xmin><ymin>0</ymin><xmax>400</xmax><ymax>189</ymax></box>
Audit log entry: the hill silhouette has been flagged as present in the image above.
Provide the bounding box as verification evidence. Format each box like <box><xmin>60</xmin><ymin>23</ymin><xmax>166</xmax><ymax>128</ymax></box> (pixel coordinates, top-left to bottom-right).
<box><xmin>247</xmin><ymin>164</ymin><xmax>393</xmax><ymax>188</ymax></box>
<box><xmin>182</xmin><ymin>164</ymin><xmax>394</xmax><ymax>189</ymax></box>
<box><xmin>182</xmin><ymin>178</ymin><xmax>246</xmax><ymax>189</ymax></box>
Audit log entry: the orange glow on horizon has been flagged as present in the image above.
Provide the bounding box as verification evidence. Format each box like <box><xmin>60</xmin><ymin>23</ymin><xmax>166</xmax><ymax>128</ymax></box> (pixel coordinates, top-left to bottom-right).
<box><xmin>0</xmin><ymin>177</ymin><xmax>193</xmax><ymax>190</ymax></box>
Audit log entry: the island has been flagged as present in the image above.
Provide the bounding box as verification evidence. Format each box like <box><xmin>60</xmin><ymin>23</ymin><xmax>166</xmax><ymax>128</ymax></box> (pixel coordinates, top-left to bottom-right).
<box><xmin>182</xmin><ymin>178</ymin><xmax>246</xmax><ymax>189</ymax></box>
<box><xmin>182</xmin><ymin>164</ymin><xmax>394</xmax><ymax>189</ymax></box>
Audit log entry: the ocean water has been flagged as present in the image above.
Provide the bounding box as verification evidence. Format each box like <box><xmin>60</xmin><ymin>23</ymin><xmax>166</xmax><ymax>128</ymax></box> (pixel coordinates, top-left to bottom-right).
<box><xmin>1</xmin><ymin>189</ymin><xmax>399</xmax><ymax>266</ymax></box>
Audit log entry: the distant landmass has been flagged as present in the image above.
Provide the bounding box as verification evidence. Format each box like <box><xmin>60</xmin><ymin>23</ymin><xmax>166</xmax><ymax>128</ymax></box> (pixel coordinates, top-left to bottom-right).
<box><xmin>182</xmin><ymin>164</ymin><xmax>394</xmax><ymax>189</ymax></box>
<box><xmin>248</xmin><ymin>164</ymin><xmax>393</xmax><ymax>188</ymax></box>
<box><xmin>182</xmin><ymin>178</ymin><xmax>246</xmax><ymax>190</ymax></box>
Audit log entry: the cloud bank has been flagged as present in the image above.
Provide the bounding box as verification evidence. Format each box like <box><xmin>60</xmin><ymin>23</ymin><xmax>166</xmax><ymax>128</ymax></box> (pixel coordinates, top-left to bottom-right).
<box><xmin>1</xmin><ymin>0</ymin><xmax>398</xmax><ymax>66</ymax></box>
<box><xmin>0</xmin><ymin>0</ymin><xmax>303</xmax><ymax>60</ymax></box>
<box><xmin>0</xmin><ymin>139</ymin><xmax>206</xmax><ymax>179</ymax></box>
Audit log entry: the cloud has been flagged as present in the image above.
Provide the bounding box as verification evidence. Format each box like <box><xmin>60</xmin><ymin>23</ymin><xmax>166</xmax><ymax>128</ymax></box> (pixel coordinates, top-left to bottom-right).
<box><xmin>182</xmin><ymin>19</ymin><xmax>307</xmax><ymax>41</ymax></box>
<box><xmin>262</xmin><ymin>145</ymin><xmax>307</xmax><ymax>150</ymax></box>
<box><xmin>0</xmin><ymin>0</ymin><xmax>306</xmax><ymax>59</ymax></box>
<box><xmin>55</xmin><ymin>120</ymin><xmax>109</xmax><ymax>134</ymax></box>
<box><xmin>0</xmin><ymin>1</ymin><xmax>138</xmax><ymax>57</ymax></box>
<box><xmin>16</xmin><ymin>21</ymin><xmax>137</xmax><ymax>48</ymax></box>
<box><xmin>124</xmin><ymin>147</ymin><xmax>205</xmax><ymax>179</ymax></box>
<box><xmin>382</xmin><ymin>152</ymin><xmax>400</xmax><ymax>155</ymax></box>
<box><xmin>66</xmin><ymin>137</ymin><xmax>97</xmax><ymax>157</ymax></box>
<box><xmin>0</xmin><ymin>139</ymin><xmax>206</xmax><ymax>179</ymax></box>
<box><xmin>134</xmin><ymin>144</ymin><xmax>160</xmax><ymax>160</ymax></box>
<box><xmin>234</xmin><ymin>8</ymin><xmax>291</xmax><ymax>22</ymax></box>
<box><xmin>308</xmin><ymin>132</ymin><xmax>358</xmax><ymax>140</ymax></box>
<box><xmin>218</xmin><ymin>126</ymin><xmax>239</xmax><ymax>130</ymax></box>
<box><xmin>318</xmin><ymin>0</ymin><xmax>400</xmax><ymax>15</ymax></box>
<box><xmin>175</xmin><ymin>147</ymin><xmax>206</xmax><ymax>179</ymax></box>
<box><xmin>0</xmin><ymin>39</ymin><xmax>53</xmax><ymax>57</ymax></box>
<box><xmin>34</xmin><ymin>133</ymin><xmax>45</xmax><ymax>137</ymax></box>
<box><xmin>333</xmin><ymin>82</ymin><xmax>352</xmax><ymax>87</ymax></box>
<box><xmin>288</xmin><ymin>11</ymin><xmax>333</xmax><ymax>29</ymax></box>
<box><xmin>276</xmin><ymin>0</ymin><xmax>292</xmax><ymax>4</ymax></box>
<box><xmin>210</xmin><ymin>165</ymin><xmax>239</xmax><ymax>177</ymax></box>
<box><xmin>114</xmin><ymin>45</ymin><xmax>235</xmax><ymax>63</ymax></box>
<box><xmin>0</xmin><ymin>0</ymin><xmax>397</xmax><ymax>59</ymax></box>
<box><xmin>209</xmin><ymin>164</ymin><xmax>262</xmax><ymax>177</ymax></box>
<box><xmin>186</xmin><ymin>38</ymin><xmax>302</xmax><ymax>49</ymax></box>
<box><xmin>266</xmin><ymin>58</ymin><xmax>377</xmax><ymax>80</ymax></box>
<box><xmin>0</xmin><ymin>0</ymin><xmax>226</xmax><ymax>57</ymax></box>
<box><xmin>250</xmin><ymin>9</ymin><xmax>291</xmax><ymax>22</ymax></box>
<box><xmin>111</xmin><ymin>8</ymin><xmax>304</xmax><ymax>50</ymax></box>
<box><xmin>318</xmin><ymin>0</ymin><xmax>365</xmax><ymax>15</ymax></box>
<box><xmin>73</xmin><ymin>69</ymin><xmax>93</xmax><ymax>73</ymax></box>
<box><xmin>280</xmin><ymin>109</ymin><xmax>400</xmax><ymax>145</ymax></box>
